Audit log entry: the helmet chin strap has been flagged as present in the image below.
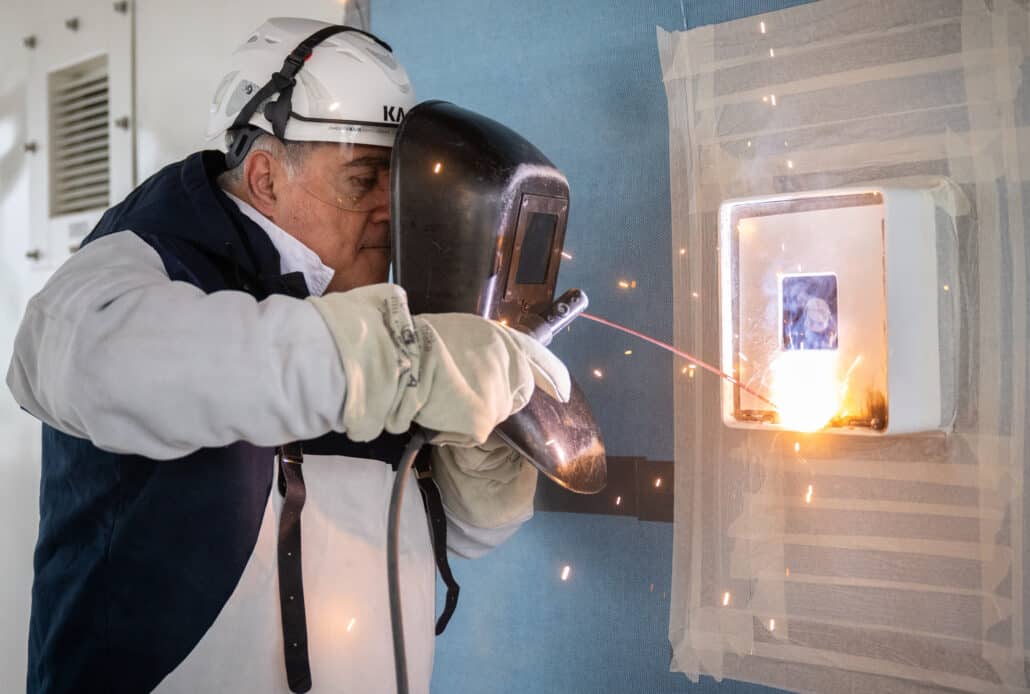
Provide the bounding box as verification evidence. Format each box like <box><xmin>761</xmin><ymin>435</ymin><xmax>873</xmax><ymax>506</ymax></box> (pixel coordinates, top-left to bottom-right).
<box><xmin>224</xmin><ymin>24</ymin><xmax>393</xmax><ymax>168</ymax></box>
<box><xmin>224</xmin><ymin>126</ymin><xmax>266</xmax><ymax>169</ymax></box>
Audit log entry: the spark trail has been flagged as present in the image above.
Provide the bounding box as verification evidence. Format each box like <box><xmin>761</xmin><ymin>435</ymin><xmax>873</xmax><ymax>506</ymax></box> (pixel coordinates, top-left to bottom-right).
<box><xmin>579</xmin><ymin>312</ymin><xmax>778</xmax><ymax>410</ymax></box>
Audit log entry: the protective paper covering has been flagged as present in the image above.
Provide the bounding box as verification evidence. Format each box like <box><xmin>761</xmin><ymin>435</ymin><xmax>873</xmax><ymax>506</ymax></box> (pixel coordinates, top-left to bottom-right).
<box><xmin>658</xmin><ymin>1</ymin><xmax>1029</xmax><ymax>691</ymax></box>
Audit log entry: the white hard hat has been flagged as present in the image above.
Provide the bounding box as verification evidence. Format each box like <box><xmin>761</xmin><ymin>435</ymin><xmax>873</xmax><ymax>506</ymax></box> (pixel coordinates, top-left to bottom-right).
<box><xmin>207</xmin><ymin>18</ymin><xmax>416</xmax><ymax>160</ymax></box>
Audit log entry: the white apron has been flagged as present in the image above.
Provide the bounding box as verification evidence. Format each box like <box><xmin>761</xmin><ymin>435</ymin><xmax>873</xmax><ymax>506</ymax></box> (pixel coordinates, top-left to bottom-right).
<box><xmin>155</xmin><ymin>455</ymin><xmax>437</xmax><ymax>694</ymax></box>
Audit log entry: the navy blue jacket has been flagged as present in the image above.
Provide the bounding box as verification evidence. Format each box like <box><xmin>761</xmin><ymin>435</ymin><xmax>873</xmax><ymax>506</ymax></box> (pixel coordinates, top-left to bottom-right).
<box><xmin>28</xmin><ymin>151</ymin><xmax>410</xmax><ymax>694</ymax></box>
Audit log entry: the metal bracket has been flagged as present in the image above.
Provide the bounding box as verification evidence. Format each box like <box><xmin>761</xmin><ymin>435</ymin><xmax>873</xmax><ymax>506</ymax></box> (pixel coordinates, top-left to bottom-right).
<box><xmin>65</xmin><ymin>17</ymin><xmax>80</xmax><ymax>31</ymax></box>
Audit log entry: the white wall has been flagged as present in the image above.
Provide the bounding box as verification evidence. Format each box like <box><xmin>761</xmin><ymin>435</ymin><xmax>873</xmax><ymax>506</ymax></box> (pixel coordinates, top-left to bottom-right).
<box><xmin>0</xmin><ymin>0</ymin><xmax>46</xmax><ymax>687</ymax></box>
<box><xmin>0</xmin><ymin>0</ymin><xmax>344</xmax><ymax>689</ymax></box>
<box><xmin>136</xmin><ymin>0</ymin><xmax>346</xmax><ymax>179</ymax></box>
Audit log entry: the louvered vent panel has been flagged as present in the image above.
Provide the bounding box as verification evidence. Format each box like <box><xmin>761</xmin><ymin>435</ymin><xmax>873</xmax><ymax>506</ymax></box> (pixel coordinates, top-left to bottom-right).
<box><xmin>49</xmin><ymin>55</ymin><xmax>110</xmax><ymax>216</ymax></box>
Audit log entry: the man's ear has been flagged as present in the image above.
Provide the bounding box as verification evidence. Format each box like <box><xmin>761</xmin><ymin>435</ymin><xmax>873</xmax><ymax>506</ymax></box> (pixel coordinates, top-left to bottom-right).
<box><xmin>244</xmin><ymin>150</ymin><xmax>280</xmax><ymax>218</ymax></box>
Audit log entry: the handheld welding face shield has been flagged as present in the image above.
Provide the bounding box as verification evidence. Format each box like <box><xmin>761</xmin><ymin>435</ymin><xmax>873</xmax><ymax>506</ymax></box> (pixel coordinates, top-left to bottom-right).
<box><xmin>391</xmin><ymin>101</ymin><xmax>606</xmax><ymax>494</ymax></box>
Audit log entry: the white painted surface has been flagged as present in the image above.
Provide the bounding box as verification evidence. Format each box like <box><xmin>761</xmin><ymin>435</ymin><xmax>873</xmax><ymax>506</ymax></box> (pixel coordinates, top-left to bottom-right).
<box><xmin>134</xmin><ymin>0</ymin><xmax>343</xmax><ymax>180</ymax></box>
<box><xmin>0</xmin><ymin>1</ymin><xmax>46</xmax><ymax>689</ymax></box>
<box><xmin>0</xmin><ymin>1</ymin><xmax>344</xmax><ymax>689</ymax></box>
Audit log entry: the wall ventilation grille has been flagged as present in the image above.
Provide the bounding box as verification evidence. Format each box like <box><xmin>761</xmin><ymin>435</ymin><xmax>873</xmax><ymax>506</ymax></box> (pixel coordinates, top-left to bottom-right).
<box><xmin>48</xmin><ymin>55</ymin><xmax>110</xmax><ymax>216</ymax></box>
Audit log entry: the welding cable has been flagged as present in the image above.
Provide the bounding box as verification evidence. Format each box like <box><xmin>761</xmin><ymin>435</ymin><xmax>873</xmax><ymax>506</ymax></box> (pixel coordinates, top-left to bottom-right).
<box><xmin>387</xmin><ymin>426</ymin><xmax>432</xmax><ymax>694</ymax></box>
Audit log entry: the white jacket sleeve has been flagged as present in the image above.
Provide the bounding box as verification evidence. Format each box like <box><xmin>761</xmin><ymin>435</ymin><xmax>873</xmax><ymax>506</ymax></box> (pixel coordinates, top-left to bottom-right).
<box><xmin>6</xmin><ymin>230</ymin><xmax>348</xmax><ymax>460</ymax></box>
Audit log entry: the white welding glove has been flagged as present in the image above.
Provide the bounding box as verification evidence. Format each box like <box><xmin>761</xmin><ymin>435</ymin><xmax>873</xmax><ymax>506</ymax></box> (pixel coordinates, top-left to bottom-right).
<box><xmin>307</xmin><ymin>284</ymin><xmax>570</xmax><ymax>445</ymax></box>
<box><xmin>431</xmin><ymin>434</ymin><xmax>537</xmax><ymax>529</ymax></box>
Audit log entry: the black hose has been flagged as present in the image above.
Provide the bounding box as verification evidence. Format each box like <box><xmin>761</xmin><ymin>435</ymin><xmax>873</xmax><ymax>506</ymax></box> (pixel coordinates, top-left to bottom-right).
<box><xmin>387</xmin><ymin>427</ymin><xmax>431</xmax><ymax>694</ymax></box>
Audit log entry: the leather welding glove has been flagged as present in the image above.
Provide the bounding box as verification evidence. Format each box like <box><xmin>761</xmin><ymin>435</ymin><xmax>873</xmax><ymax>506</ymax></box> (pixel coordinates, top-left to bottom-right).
<box><xmin>430</xmin><ymin>434</ymin><xmax>537</xmax><ymax>529</ymax></box>
<box><xmin>307</xmin><ymin>283</ymin><xmax>570</xmax><ymax>445</ymax></box>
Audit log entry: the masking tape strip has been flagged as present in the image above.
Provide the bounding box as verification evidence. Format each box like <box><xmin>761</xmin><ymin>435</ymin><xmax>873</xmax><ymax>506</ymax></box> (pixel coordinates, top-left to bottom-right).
<box><xmin>750</xmin><ymin>497</ymin><xmax>996</xmax><ymax>520</ymax></box>
<box><xmin>741</xmin><ymin>457</ymin><xmax>1003</xmax><ymax>486</ymax></box>
<box><xmin>658</xmin><ymin>22</ymin><xmax>715</xmax><ymax>678</ymax></box>
<box><xmin>698</xmin><ymin>130</ymin><xmax>1030</xmax><ymax>185</ymax></box>
<box><xmin>749</xmin><ymin>642</ymin><xmax>1015</xmax><ymax>694</ymax></box>
<box><xmin>963</xmin><ymin>0</ymin><xmax>1029</xmax><ymax>680</ymax></box>
<box><xmin>745</xmin><ymin>611</ymin><xmax>1004</xmax><ymax>656</ymax></box>
<box><xmin>671</xmin><ymin>16</ymin><xmax>966</xmax><ymax>80</ymax></box>
<box><xmin>662</xmin><ymin>19</ymin><xmax>735</xmax><ymax>677</ymax></box>
<box><xmin>670</xmin><ymin>0</ymin><xmax>983</xmax><ymax>75</ymax></box>
<box><xmin>722</xmin><ymin>650</ymin><xmax>1005</xmax><ymax>694</ymax></box>
<box><xmin>747</xmin><ymin>570</ymin><xmax>1011</xmax><ymax>599</ymax></box>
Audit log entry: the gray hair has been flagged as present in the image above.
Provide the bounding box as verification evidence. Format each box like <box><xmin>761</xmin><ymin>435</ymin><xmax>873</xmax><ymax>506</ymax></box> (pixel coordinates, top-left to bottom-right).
<box><xmin>217</xmin><ymin>132</ymin><xmax>317</xmax><ymax>190</ymax></box>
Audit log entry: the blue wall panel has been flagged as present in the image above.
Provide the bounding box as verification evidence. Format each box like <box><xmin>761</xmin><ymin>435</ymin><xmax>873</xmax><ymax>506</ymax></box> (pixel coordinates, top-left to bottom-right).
<box><xmin>377</xmin><ymin>0</ymin><xmax>683</xmax><ymax>463</ymax></box>
<box><xmin>434</xmin><ymin>512</ymin><xmax>788</xmax><ymax>694</ymax></box>
<box><xmin>373</xmin><ymin>2</ymin><xmax>812</xmax><ymax>692</ymax></box>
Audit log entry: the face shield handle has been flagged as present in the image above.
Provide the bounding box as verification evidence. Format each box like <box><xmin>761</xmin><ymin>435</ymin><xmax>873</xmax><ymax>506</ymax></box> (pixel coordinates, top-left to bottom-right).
<box><xmin>227</xmin><ymin>25</ymin><xmax>394</xmax><ymax>157</ymax></box>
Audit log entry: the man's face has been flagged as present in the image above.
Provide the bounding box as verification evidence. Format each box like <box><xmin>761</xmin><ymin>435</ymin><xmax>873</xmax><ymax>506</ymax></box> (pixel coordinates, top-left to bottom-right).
<box><xmin>273</xmin><ymin>143</ymin><xmax>393</xmax><ymax>293</ymax></box>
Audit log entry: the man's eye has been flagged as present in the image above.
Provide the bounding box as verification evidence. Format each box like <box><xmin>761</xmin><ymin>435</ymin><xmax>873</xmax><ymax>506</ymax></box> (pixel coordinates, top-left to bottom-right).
<box><xmin>351</xmin><ymin>176</ymin><xmax>378</xmax><ymax>191</ymax></box>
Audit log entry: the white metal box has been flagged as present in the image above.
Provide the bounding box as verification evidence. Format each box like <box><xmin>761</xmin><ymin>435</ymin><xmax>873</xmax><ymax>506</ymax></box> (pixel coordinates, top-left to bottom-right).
<box><xmin>718</xmin><ymin>187</ymin><xmax>951</xmax><ymax>435</ymax></box>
